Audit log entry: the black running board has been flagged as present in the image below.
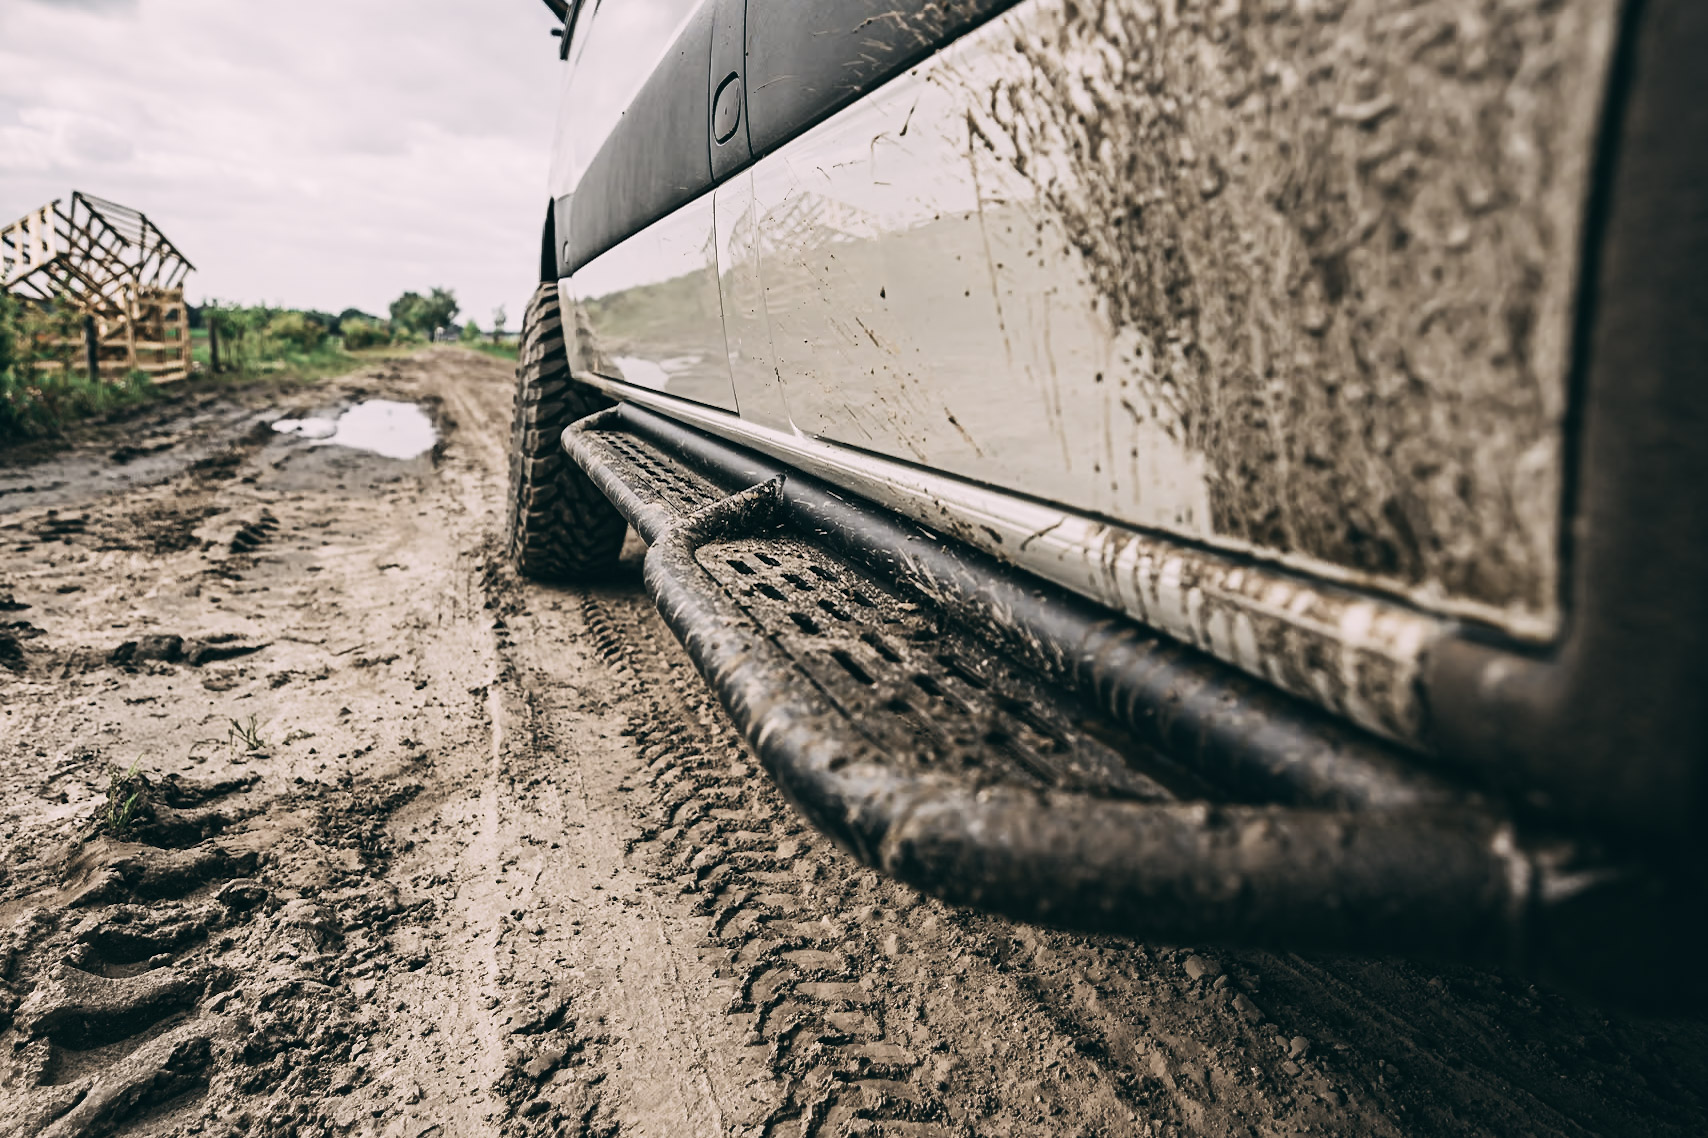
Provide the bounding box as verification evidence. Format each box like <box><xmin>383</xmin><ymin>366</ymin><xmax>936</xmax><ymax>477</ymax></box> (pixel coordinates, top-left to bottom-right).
<box><xmin>562</xmin><ymin>405</ymin><xmax>1682</xmax><ymax>996</ymax></box>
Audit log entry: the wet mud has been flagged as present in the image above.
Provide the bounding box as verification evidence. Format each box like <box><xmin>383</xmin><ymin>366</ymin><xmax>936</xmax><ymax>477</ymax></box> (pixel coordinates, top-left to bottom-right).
<box><xmin>973</xmin><ymin>0</ymin><xmax>1618</xmax><ymax>628</ymax></box>
<box><xmin>2</xmin><ymin>347</ymin><xmax>1705</xmax><ymax>1137</ymax></box>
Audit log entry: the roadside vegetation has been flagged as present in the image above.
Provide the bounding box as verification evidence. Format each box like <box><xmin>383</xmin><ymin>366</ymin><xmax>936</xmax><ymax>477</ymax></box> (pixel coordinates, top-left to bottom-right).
<box><xmin>101</xmin><ymin>758</ymin><xmax>146</xmax><ymax>838</ymax></box>
<box><xmin>0</xmin><ymin>291</ymin><xmax>156</xmax><ymax>440</ymax></box>
<box><xmin>462</xmin><ymin>304</ymin><xmax>518</xmax><ymax>361</ymax></box>
<box><xmin>0</xmin><ymin>283</ymin><xmax>502</xmax><ymax>443</ymax></box>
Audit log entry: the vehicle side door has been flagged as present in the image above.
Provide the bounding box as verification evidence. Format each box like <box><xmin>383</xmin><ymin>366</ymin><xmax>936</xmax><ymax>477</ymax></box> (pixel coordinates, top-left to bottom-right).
<box><xmin>549</xmin><ymin>0</ymin><xmax>738</xmax><ymax>413</ymax></box>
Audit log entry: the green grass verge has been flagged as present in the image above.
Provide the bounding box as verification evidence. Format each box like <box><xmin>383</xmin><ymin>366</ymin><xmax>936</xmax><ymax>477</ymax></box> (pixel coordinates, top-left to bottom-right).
<box><xmin>0</xmin><ymin>343</ymin><xmax>429</xmax><ymax>445</ymax></box>
<box><xmin>465</xmin><ymin>340</ymin><xmax>519</xmax><ymax>362</ymax></box>
<box><xmin>0</xmin><ymin>368</ymin><xmax>159</xmax><ymax>442</ymax></box>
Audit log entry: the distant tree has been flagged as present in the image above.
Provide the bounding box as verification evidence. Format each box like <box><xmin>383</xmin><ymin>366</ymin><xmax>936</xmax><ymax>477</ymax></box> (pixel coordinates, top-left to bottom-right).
<box><xmin>0</xmin><ymin>291</ymin><xmax>20</xmax><ymax>380</ymax></box>
<box><xmin>389</xmin><ymin>287</ymin><xmax>459</xmax><ymax>339</ymax></box>
<box><xmin>422</xmin><ymin>287</ymin><xmax>459</xmax><ymax>338</ymax></box>
<box><xmin>459</xmin><ymin>319</ymin><xmax>481</xmax><ymax>343</ymax></box>
<box><xmin>490</xmin><ymin>305</ymin><xmax>508</xmax><ymax>343</ymax></box>
<box><xmin>338</xmin><ymin>307</ymin><xmax>380</xmax><ymax>325</ymax></box>
<box><xmin>389</xmin><ymin>291</ymin><xmax>429</xmax><ymax>336</ymax></box>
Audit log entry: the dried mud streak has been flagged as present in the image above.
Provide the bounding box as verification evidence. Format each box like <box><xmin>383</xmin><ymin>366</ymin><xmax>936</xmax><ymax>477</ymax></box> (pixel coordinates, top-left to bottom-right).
<box><xmin>978</xmin><ymin>0</ymin><xmax>1619</xmax><ymax>626</ymax></box>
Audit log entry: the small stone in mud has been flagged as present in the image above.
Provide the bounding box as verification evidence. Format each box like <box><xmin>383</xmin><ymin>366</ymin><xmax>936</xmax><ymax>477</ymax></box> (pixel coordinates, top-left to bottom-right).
<box><xmin>523</xmin><ymin>1043</ymin><xmax>568</xmax><ymax>1080</ymax></box>
<box><xmin>1183</xmin><ymin>954</ymin><xmax>1218</xmax><ymax>982</ymax></box>
<box><xmin>1232</xmin><ymin>992</ymin><xmax>1262</xmax><ymax>1021</ymax></box>
<box><xmin>1288</xmin><ymin>1035</ymin><xmax>1311</xmax><ymax>1059</ymax></box>
<box><xmin>1283</xmin><ymin>1060</ymin><xmax>1302</xmax><ymax>1077</ymax></box>
<box><xmin>138</xmin><ymin>633</ymin><xmax>185</xmax><ymax>662</ymax></box>
<box><xmin>217</xmin><ymin>879</ymin><xmax>269</xmax><ymax>910</ymax></box>
<box><xmin>185</xmin><ymin>635</ymin><xmax>267</xmax><ymax>666</ymax></box>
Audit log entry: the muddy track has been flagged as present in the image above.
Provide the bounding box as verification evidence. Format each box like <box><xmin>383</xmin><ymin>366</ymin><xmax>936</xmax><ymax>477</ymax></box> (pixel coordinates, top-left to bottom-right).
<box><xmin>1</xmin><ymin>348</ymin><xmax>1705</xmax><ymax>1137</ymax></box>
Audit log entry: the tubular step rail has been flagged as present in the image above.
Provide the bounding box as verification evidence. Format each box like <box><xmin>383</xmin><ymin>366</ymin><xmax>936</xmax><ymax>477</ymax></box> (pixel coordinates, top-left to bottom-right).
<box><xmin>562</xmin><ymin>404</ymin><xmax>1702</xmax><ymax>1003</ymax></box>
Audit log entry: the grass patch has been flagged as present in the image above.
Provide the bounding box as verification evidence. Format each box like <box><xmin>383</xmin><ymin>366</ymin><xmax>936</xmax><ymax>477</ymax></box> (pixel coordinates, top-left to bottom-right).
<box><xmin>465</xmin><ymin>340</ymin><xmax>519</xmax><ymax>362</ymax></box>
<box><xmin>1</xmin><ymin>367</ymin><xmax>158</xmax><ymax>442</ymax></box>
<box><xmin>103</xmin><ymin>758</ymin><xmax>146</xmax><ymax>837</ymax></box>
<box><xmin>228</xmin><ymin>715</ymin><xmax>268</xmax><ymax>755</ymax></box>
<box><xmin>0</xmin><ymin>293</ymin><xmax>428</xmax><ymax>444</ymax></box>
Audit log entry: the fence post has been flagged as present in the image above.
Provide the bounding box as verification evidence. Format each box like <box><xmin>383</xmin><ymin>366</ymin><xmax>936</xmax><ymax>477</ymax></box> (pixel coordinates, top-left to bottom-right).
<box><xmin>209</xmin><ymin>320</ymin><xmax>221</xmax><ymax>374</ymax></box>
<box><xmin>83</xmin><ymin>315</ymin><xmax>99</xmax><ymax>382</ymax></box>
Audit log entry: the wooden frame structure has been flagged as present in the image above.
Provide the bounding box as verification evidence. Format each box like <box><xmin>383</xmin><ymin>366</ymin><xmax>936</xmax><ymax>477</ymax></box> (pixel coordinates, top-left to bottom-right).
<box><xmin>1</xmin><ymin>191</ymin><xmax>195</xmax><ymax>381</ymax></box>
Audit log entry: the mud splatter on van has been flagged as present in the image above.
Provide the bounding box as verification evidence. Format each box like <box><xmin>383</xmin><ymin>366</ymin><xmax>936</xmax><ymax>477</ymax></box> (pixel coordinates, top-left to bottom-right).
<box><xmin>971</xmin><ymin>0</ymin><xmax>1620</xmax><ymax>634</ymax></box>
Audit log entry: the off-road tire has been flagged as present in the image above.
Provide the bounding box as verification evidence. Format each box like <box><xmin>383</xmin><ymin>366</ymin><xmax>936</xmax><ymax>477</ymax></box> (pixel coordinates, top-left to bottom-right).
<box><xmin>507</xmin><ymin>282</ymin><xmax>626</xmax><ymax>582</ymax></box>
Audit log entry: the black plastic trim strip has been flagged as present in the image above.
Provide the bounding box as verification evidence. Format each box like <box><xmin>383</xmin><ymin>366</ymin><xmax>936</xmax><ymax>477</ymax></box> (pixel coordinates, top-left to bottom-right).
<box><xmin>565</xmin><ymin>1</ymin><xmax>715</xmax><ymax>272</ymax></box>
<box><xmin>743</xmin><ymin>0</ymin><xmax>1022</xmax><ymax>161</ymax></box>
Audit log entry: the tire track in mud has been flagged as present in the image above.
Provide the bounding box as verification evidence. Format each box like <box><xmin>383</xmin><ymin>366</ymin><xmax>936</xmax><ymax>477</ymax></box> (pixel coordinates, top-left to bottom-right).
<box><xmin>0</xmin><ymin>352</ymin><xmax>530</xmax><ymax>1137</ymax></box>
<box><xmin>0</xmin><ymin>764</ymin><xmax>432</xmax><ymax>1138</ymax></box>
<box><xmin>576</xmin><ymin>587</ymin><xmax>961</xmax><ymax>1138</ymax></box>
<box><xmin>565</xmin><ymin>575</ymin><xmax>1402</xmax><ymax>1137</ymax></box>
<box><xmin>561</xmin><ymin>575</ymin><xmax>1708</xmax><ymax>1138</ymax></box>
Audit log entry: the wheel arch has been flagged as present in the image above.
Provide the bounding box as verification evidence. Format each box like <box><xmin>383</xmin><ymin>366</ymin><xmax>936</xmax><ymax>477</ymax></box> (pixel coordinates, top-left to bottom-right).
<box><xmin>538</xmin><ymin>201</ymin><xmax>558</xmax><ymax>284</ymax></box>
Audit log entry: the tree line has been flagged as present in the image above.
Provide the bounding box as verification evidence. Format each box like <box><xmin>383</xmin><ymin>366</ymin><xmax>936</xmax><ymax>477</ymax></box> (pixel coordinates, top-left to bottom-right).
<box><xmin>197</xmin><ymin>286</ymin><xmax>510</xmax><ymax>364</ymax></box>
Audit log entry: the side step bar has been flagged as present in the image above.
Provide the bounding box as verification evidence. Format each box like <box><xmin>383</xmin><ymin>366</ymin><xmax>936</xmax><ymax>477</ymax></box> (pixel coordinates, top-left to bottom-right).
<box><xmin>563</xmin><ymin>404</ymin><xmax>1687</xmax><ymax>999</ymax></box>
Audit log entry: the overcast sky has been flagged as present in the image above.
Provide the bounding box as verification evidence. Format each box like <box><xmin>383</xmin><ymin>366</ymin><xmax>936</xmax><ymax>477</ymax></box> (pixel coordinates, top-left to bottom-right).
<box><xmin>0</xmin><ymin>0</ymin><xmax>565</xmax><ymax>329</ymax></box>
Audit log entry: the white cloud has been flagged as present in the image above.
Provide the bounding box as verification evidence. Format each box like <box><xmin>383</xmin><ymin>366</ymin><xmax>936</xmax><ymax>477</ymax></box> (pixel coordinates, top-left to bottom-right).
<box><xmin>0</xmin><ymin>0</ymin><xmax>565</xmax><ymax>327</ymax></box>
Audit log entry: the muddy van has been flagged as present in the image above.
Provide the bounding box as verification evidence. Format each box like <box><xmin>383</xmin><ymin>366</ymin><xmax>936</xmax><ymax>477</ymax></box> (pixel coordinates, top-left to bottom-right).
<box><xmin>509</xmin><ymin>0</ymin><xmax>1708</xmax><ymax>998</ymax></box>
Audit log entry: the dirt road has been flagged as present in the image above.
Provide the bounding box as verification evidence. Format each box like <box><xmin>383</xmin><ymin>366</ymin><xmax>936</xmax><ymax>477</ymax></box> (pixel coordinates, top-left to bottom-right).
<box><xmin>1</xmin><ymin>349</ymin><xmax>1705</xmax><ymax>1138</ymax></box>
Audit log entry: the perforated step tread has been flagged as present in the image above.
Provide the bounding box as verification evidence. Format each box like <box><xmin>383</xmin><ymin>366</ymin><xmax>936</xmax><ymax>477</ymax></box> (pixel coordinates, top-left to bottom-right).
<box><xmin>563</xmin><ymin>415</ymin><xmax>1196</xmax><ymax>804</ymax></box>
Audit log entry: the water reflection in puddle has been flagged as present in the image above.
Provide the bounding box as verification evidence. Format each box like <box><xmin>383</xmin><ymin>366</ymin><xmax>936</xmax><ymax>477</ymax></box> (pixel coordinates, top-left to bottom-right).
<box><xmin>272</xmin><ymin>400</ymin><xmax>436</xmax><ymax>460</ymax></box>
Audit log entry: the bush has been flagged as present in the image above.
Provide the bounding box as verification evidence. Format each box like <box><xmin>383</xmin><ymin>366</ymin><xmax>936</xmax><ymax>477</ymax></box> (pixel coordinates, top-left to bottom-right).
<box><xmin>0</xmin><ymin>291</ymin><xmax>20</xmax><ymax>379</ymax></box>
<box><xmin>389</xmin><ymin>287</ymin><xmax>458</xmax><ymax>339</ymax></box>
<box><xmin>264</xmin><ymin>310</ymin><xmax>325</xmax><ymax>353</ymax></box>
<box><xmin>459</xmin><ymin>320</ymin><xmax>481</xmax><ymax>343</ymax></box>
<box><xmin>0</xmin><ymin>293</ymin><xmax>156</xmax><ymax>441</ymax></box>
<box><xmin>341</xmin><ymin>318</ymin><xmax>390</xmax><ymax>350</ymax></box>
<box><xmin>1</xmin><ymin>363</ymin><xmax>153</xmax><ymax>441</ymax></box>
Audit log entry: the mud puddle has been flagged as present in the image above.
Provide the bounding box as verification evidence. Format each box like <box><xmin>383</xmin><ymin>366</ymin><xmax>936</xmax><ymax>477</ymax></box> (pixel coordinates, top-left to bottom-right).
<box><xmin>270</xmin><ymin>400</ymin><xmax>437</xmax><ymax>460</ymax></box>
<box><xmin>1</xmin><ymin>346</ymin><xmax>1705</xmax><ymax>1138</ymax></box>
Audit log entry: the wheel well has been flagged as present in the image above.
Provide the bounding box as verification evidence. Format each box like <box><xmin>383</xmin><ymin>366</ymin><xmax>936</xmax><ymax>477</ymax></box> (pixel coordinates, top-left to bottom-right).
<box><xmin>539</xmin><ymin>202</ymin><xmax>557</xmax><ymax>283</ymax></box>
